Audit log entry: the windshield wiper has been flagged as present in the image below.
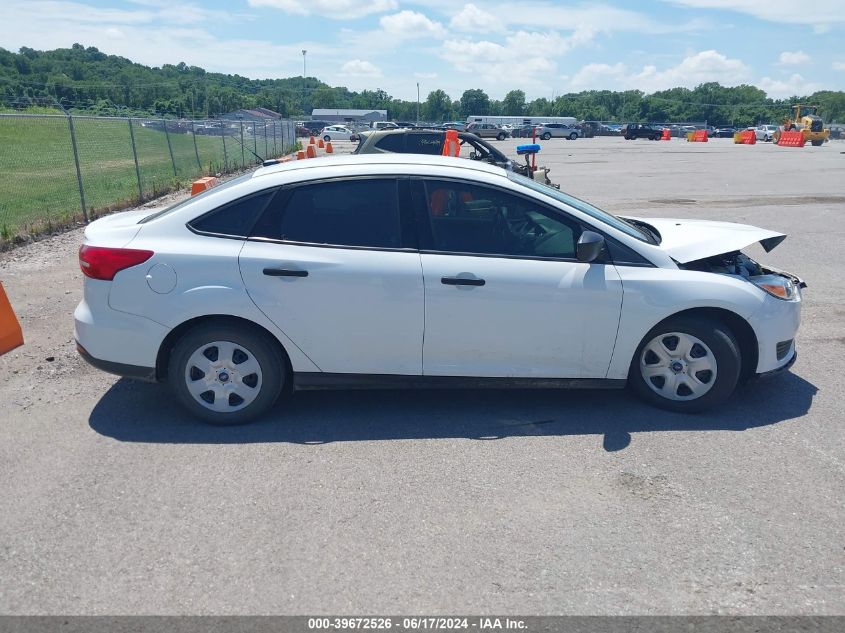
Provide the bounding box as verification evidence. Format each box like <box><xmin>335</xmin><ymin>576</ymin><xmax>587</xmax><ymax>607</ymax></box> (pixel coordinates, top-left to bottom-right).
<box><xmin>622</xmin><ymin>218</ymin><xmax>661</xmax><ymax>244</ymax></box>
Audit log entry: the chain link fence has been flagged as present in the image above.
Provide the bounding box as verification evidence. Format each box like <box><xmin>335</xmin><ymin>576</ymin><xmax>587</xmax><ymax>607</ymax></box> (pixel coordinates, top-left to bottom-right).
<box><xmin>0</xmin><ymin>114</ymin><xmax>297</xmax><ymax>247</ymax></box>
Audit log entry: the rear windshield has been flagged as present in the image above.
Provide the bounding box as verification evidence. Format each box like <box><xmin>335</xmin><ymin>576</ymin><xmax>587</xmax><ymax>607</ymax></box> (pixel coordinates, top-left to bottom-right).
<box><xmin>138</xmin><ymin>173</ymin><xmax>253</xmax><ymax>223</ymax></box>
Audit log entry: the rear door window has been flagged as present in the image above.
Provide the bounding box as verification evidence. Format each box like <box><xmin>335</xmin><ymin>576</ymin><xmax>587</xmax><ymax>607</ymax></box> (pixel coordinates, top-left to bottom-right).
<box><xmin>374</xmin><ymin>134</ymin><xmax>406</xmax><ymax>152</ymax></box>
<box><xmin>252</xmin><ymin>178</ymin><xmax>404</xmax><ymax>249</ymax></box>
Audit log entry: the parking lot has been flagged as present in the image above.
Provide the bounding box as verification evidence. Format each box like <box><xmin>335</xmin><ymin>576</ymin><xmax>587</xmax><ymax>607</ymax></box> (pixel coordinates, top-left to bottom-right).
<box><xmin>0</xmin><ymin>136</ymin><xmax>843</xmax><ymax>614</ymax></box>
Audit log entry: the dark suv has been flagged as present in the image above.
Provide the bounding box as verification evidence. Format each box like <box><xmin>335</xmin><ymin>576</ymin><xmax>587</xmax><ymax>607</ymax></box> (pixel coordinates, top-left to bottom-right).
<box><xmin>355</xmin><ymin>128</ymin><xmax>526</xmax><ymax>174</ymax></box>
<box><xmin>622</xmin><ymin>123</ymin><xmax>663</xmax><ymax>140</ymax></box>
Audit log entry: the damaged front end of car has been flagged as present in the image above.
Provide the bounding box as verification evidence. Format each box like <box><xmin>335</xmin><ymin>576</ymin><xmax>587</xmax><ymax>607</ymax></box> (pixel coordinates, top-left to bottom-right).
<box><xmin>680</xmin><ymin>250</ymin><xmax>806</xmax><ymax>301</ymax></box>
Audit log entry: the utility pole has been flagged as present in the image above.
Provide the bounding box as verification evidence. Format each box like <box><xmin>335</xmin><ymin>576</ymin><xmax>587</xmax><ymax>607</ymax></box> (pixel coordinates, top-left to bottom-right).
<box><xmin>416</xmin><ymin>82</ymin><xmax>420</xmax><ymax>124</ymax></box>
<box><xmin>302</xmin><ymin>50</ymin><xmax>307</xmax><ymax>77</ymax></box>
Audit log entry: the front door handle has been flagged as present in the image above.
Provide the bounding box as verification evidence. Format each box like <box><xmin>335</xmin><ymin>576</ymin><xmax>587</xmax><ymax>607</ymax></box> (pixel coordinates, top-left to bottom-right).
<box><xmin>441</xmin><ymin>276</ymin><xmax>485</xmax><ymax>287</ymax></box>
<box><xmin>263</xmin><ymin>268</ymin><xmax>308</xmax><ymax>278</ymax></box>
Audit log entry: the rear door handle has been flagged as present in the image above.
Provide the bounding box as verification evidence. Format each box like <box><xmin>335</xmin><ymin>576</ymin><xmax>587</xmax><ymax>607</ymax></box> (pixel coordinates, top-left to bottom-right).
<box><xmin>263</xmin><ymin>268</ymin><xmax>308</xmax><ymax>277</ymax></box>
<box><xmin>441</xmin><ymin>276</ymin><xmax>485</xmax><ymax>287</ymax></box>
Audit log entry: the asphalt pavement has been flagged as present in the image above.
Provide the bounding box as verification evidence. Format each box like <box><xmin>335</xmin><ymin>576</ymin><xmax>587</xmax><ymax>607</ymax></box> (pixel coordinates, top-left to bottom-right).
<box><xmin>0</xmin><ymin>136</ymin><xmax>842</xmax><ymax>614</ymax></box>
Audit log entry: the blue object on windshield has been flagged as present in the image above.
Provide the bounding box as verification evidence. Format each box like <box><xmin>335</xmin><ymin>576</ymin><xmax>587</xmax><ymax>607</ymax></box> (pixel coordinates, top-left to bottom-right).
<box><xmin>516</xmin><ymin>144</ymin><xmax>541</xmax><ymax>155</ymax></box>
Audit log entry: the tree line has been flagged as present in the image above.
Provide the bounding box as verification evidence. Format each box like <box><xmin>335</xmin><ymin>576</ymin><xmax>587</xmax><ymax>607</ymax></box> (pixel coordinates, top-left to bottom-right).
<box><xmin>2</xmin><ymin>44</ymin><xmax>844</xmax><ymax>126</ymax></box>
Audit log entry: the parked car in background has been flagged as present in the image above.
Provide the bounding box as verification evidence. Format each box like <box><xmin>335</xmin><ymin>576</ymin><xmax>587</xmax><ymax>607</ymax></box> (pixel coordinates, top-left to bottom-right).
<box><xmin>753</xmin><ymin>125</ymin><xmax>779</xmax><ymax>142</ymax></box>
<box><xmin>355</xmin><ymin>128</ymin><xmax>521</xmax><ymax>174</ymax></box>
<box><xmin>319</xmin><ymin>125</ymin><xmax>358</xmax><ymax>142</ymax></box>
<box><xmin>441</xmin><ymin>121</ymin><xmax>468</xmax><ymax>132</ymax></box>
<box><xmin>395</xmin><ymin>121</ymin><xmax>417</xmax><ymax>128</ymax></box>
<box><xmin>75</xmin><ymin>154</ymin><xmax>804</xmax><ymax>425</ymax></box>
<box><xmin>713</xmin><ymin>127</ymin><xmax>738</xmax><ymax>138</ymax></box>
<box><xmin>303</xmin><ymin>120</ymin><xmax>331</xmax><ymax>134</ymax></box>
<box><xmin>466</xmin><ymin>122</ymin><xmax>510</xmax><ymax>140</ymax></box>
<box><xmin>370</xmin><ymin>121</ymin><xmax>399</xmax><ymax>131</ymax></box>
<box><xmin>622</xmin><ymin>123</ymin><xmax>663</xmax><ymax>140</ymax></box>
<box><xmin>511</xmin><ymin>123</ymin><xmax>539</xmax><ymax>138</ymax></box>
<box><xmin>537</xmin><ymin>123</ymin><xmax>582</xmax><ymax>140</ymax></box>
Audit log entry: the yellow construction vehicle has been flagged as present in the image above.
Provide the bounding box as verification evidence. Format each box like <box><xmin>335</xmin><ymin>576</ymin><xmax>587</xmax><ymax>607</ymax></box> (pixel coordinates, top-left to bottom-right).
<box><xmin>773</xmin><ymin>104</ymin><xmax>829</xmax><ymax>146</ymax></box>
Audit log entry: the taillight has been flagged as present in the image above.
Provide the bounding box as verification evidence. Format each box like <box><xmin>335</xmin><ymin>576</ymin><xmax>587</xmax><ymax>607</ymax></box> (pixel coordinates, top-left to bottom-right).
<box><xmin>79</xmin><ymin>245</ymin><xmax>154</xmax><ymax>281</ymax></box>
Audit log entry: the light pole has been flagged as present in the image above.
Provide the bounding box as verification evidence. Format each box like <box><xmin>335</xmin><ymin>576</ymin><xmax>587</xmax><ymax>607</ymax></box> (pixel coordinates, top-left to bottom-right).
<box><xmin>302</xmin><ymin>49</ymin><xmax>307</xmax><ymax>77</ymax></box>
<box><xmin>416</xmin><ymin>82</ymin><xmax>420</xmax><ymax>124</ymax></box>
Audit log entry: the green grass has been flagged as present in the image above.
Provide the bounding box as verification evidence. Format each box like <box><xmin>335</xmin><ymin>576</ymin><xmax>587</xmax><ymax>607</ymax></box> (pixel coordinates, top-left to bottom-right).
<box><xmin>0</xmin><ymin>116</ymin><xmax>296</xmax><ymax>245</ymax></box>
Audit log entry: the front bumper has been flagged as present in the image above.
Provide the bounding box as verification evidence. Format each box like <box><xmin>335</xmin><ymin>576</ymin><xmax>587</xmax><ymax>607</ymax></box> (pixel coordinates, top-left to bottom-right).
<box><xmin>757</xmin><ymin>349</ymin><xmax>797</xmax><ymax>379</ymax></box>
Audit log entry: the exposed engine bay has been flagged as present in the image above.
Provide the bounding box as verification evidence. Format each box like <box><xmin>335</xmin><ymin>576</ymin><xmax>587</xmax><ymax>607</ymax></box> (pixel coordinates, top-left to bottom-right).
<box><xmin>681</xmin><ymin>251</ymin><xmax>806</xmax><ymax>288</ymax></box>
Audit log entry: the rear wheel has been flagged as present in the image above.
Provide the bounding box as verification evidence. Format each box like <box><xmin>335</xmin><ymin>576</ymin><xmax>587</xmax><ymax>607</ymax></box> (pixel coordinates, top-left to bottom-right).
<box><xmin>168</xmin><ymin>322</ymin><xmax>285</xmax><ymax>425</ymax></box>
<box><xmin>569</xmin><ymin>133</ymin><xmax>577</xmax><ymax>140</ymax></box>
<box><xmin>542</xmin><ymin>132</ymin><xmax>551</xmax><ymax>140</ymax></box>
<box><xmin>497</xmin><ymin>132</ymin><xmax>506</xmax><ymax>140</ymax></box>
<box><xmin>323</xmin><ymin>134</ymin><xmax>331</xmax><ymax>142</ymax></box>
<box><xmin>811</xmin><ymin>140</ymin><xmax>824</xmax><ymax>146</ymax></box>
<box><xmin>629</xmin><ymin>316</ymin><xmax>740</xmax><ymax>413</ymax></box>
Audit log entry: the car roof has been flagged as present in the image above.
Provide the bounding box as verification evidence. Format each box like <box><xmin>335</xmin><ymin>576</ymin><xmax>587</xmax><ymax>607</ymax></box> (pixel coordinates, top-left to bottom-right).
<box><xmin>253</xmin><ymin>153</ymin><xmax>507</xmax><ymax>179</ymax></box>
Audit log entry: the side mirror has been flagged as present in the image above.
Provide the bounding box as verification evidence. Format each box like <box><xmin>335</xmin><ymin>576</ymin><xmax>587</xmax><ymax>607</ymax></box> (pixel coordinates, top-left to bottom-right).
<box><xmin>577</xmin><ymin>231</ymin><xmax>605</xmax><ymax>263</ymax></box>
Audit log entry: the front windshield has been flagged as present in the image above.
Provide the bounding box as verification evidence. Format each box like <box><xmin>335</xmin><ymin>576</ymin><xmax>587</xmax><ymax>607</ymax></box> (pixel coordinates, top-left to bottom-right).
<box><xmin>507</xmin><ymin>171</ymin><xmax>652</xmax><ymax>242</ymax></box>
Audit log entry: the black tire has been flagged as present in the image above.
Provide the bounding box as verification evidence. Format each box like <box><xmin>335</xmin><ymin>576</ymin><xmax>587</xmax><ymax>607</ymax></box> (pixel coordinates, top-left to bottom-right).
<box><xmin>497</xmin><ymin>132</ymin><xmax>506</xmax><ymax>140</ymax></box>
<box><xmin>569</xmin><ymin>133</ymin><xmax>577</xmax><ymax>140</ymax></box>
<box><xmin>542</xmin><ymin>132</ymin><xmax>551</xmax><ymax>140</ymax></box>
<box><xmin>168</xmin><ymin>321</ymin><xmax>286</xmax><ymax>425</ymax></box>
<box><xmin>624</xmin><ymin>135</ymin><xmax>632</xmax><ymax>140</ymax></box>
<box><xmin>628</xmin><ymin>316</ymin><xmax>741</xmax><ymax>413</ymax></box>
<box><xmin>323</xmin><ymin>135</ymin><xmax>331</xmax><ymax>142</ymax></box>
<box><xmin>811</xmin><ymin>140</ymin><xmax>824</xmax><ymax>146</ymax></box>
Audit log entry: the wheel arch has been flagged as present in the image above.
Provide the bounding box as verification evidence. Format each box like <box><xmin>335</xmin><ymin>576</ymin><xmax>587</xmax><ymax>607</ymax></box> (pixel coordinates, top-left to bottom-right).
<box><xmin>643</xmin><ymin>307</ymin><xmax>759</xmax><ymax>383</ymax></box>
<box><xmin>156</xmin><ymin>314</ymin><xmax>292</xmax><ymax>383</ymax></box>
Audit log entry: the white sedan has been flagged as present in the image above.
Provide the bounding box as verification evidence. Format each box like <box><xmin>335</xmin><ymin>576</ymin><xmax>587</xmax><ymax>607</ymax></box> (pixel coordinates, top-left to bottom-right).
<box><xmin>319</xmin><ymin>125</ymin><xmax>357</xmax><ymax>142</ymax></box>
<box><xmin>75</xmin><ymin>155</ymin><xmax>803</xmax><ymax>425</ymax></box>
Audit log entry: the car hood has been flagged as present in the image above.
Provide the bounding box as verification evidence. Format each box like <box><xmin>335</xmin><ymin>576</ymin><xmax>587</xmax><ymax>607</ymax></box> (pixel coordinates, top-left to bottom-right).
<box><xmin>623</xmin><ymin>216</ymin><xmax>786</xmax><ymax>264</ymax></box>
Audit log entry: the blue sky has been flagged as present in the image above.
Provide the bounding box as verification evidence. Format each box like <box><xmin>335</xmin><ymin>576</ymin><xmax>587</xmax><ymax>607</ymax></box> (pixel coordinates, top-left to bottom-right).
<box><xmin>2</xmin><ymin>0</ymin><xmax>844</xmax><ymax>100</ymax></box>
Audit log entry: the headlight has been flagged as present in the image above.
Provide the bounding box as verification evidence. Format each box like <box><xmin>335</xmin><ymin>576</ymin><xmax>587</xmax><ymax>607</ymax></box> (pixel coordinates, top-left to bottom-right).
<box><xmin>749</xmin><ymin>274</ymin><xmax>798</xmax><ymax>300</ymax></box>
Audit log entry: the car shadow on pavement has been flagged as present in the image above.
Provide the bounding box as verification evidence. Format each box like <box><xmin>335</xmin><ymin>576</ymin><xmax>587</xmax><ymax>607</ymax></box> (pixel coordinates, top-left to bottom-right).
<box><xmin>88</xmin><ymin>371</ymin><xmax>817</xmax><ymax>452</ymax></box>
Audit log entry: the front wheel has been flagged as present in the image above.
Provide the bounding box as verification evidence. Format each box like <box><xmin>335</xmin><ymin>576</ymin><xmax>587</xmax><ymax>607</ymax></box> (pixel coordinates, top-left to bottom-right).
<box><xmin>323</xmin><ymin>135</ymin><xmax>331</xmax><ymax>142</ymax></box>
<box><xmin>497</xmin><ymin>133</ymin><xmax>506</xmax><ymax>140</ymax></box>
<box><xmin>629</xmin><ymin>316</ymin><xmax>741</xmax><ymax>413</ymax></box>
<box><xmin>168</xmin><ymin>322</ymin><xmax>285</xmax><ymax>425</ymax></box>
<box><xmin>811</xmin><ymin>140</ymin><xmax>824</xmax><ymax>146</ymax></box>
<box><xmin>569</xmin><ymin>133</ymin><xmax>577</xmax><ymax>140</ymax></box>
<box><xmin>542</xmin><ymin>132</ymin><xmax>551</xmax><ymax>140</ymax></box>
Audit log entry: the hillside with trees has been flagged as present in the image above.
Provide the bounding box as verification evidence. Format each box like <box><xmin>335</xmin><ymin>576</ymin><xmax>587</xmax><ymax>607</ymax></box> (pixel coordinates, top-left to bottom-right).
<box><xmin>2</xmin><ymin>44</ymin><xmax>844</xmax><ymax>126</ymax></box>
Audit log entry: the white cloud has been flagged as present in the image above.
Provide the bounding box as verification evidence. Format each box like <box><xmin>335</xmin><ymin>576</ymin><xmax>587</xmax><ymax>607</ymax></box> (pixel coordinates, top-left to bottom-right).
<box><xmin>449</xmin><ymin>4</ymin><xmax>503</xmax><ymax>33</ymax></box>
<box><xmin>631</xmin><ymin>50</ymin><xmax>750</xmax><ymax>92</ymax></box>
<box><xmin>778</xmin><ymin>50</ymin><xmax>810</xmax><ymax>65</ymax></box>
<box><xmin>441</xmin><ymin>27</ymin><xmax>597</xmax><ymax>90</ymax></box>
<box><xmin>569</xmin><ymin>63</ymin><xmax>627</xmax><ymax>90</ymax></box>
<box><xmin>758</xmin><ymin>74</ymin><xmax>825</xmax><ymax>98</ymax></box>
<box><xmin>565</xmin><ymin>50</ymin><xmax>750</xmax><ymax>93</ymax></box>
<box><xmin>247</xmin><ymin>0</ymin><xmax>396</xmax><ymax>19</ymax></box>
<box><xmin>379</xmin><ymin>10</ymin><xmax>446</xmax><ymax>38</ymax></box>
<box><xmin>0</xmin><ymin>0</ymin><xmax>336</xmax><ymax>80</ymax></box>
<box><xmin>664</xmin><ymin>0</ymin><xmax>845</xmax><ymax>27</ymax></box>
<box><xmin>832</xmin><ymin>61</ymin><xmax>845</xmax><ymax>71</ymax></box>
<box><xmin>340</xmin><ymin>59</ymin><xmax>382</xmax><ymax>77</ymax></box>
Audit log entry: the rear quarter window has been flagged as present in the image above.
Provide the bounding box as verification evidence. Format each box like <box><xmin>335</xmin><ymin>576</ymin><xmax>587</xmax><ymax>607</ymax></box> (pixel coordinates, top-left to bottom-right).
<box><xmin>188</xmin><ymin>190</ymin><xmax>276</xmax><ymax>238</ymax></box>
<box><xmin>374</xmin><ymin>134</ymin><xmax>405</xmax><ymax>152</ymax></box>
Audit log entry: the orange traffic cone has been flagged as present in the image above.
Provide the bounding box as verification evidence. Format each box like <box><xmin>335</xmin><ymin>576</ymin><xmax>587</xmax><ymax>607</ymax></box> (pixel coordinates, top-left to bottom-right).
<box><xmin>318</xmin><ymin>138</ymin><xmax>325</xmax><ymax>148</ymax></box>
<box><xmin>0</xmin><ymin>283</ymin><xmax>24</xmax><ymax>356</ymax></box>
<box><xmin>442</xmin><ymin>129</ymin><xmax>460</xmax><ymax>157</ymax></box>
<box><xmin>309</xmin><ymin>136</ymin><xmax>316</xmax><ymax>145</ymax></box>
<box><xmin>325</xmin><ymin>141</ymin><xmax>333</xmax><ymax>154</ymax></box>
<box><xmin>297</xmin><ymin>150</ymin><xmax>306</xmax><ymax>160</ymax></box>
<box><xmin>661</xmin><ymin>128</ymin><xmax>671</xmax><ymax>141</ymax></box>
<box><xmin>306</xmin><ymin>145</ymin><xmax>317</xmax><ymax>158</ymax></box>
